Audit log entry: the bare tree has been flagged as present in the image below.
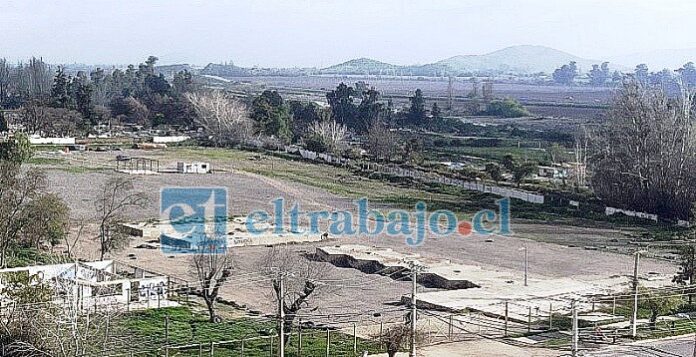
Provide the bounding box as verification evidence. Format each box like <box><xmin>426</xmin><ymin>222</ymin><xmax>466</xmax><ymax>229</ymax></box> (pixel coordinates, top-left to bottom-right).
<box><xmin>0</xmin><ymin>163</ymin><xmax>68</xmax><ymax>267</ymax></box>
<box><xmin>377</xmin><ymin>324</ymin><xmax>410</xmax><ymax>357</ymax></box>
<box><xmin>365</xmin><ymin>121</ymin><xmax>399</xmax><ymax>162</ymax></box>
<box><xmin>185</xmin><ymin>90</ymin><xmax>252</xmax><ymax>147</ymax></box>
<box><xmin>94</xmin><ymin>177</ymin><xmax>147</xmax><ymax>260</ymax></box>
<box><xmin>260</xmin><ymin>246</ymin><xmax>324</xmax><ymax>346</ymax></box>
<box><xmin>308</xmin><ymin>119</ymin><xmax>349</xmax><ymax>153</ymax></box>
<box><xmin>590</xmin><ymin>80</ymin><xmax>696</xmax><ymax>218</ymax></box>
<box><xmin>0</xmin><ymin>58</ymin><xmax>10</xmax><ymax>105</ymax></box>
<box><xmin>191</xmin><ymin>252</ymin><xmax>232</xmax><ymax>322</ymax></box>
<box><xmin>573</xmin><ymin>125</ymin><xmax>589</xmax><ymax>187</ymax></box>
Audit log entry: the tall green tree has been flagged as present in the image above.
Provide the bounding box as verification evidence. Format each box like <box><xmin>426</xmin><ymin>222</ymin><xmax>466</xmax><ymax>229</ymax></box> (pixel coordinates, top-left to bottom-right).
<box><xmin>0</xmin><ymin>111</ymin><xmax>7</xmax><ymax>132</ymax></box>
<box><xmin>552</xmin><ymin>61</ymin><xmax>578</xmax><ymax>85</ymax></box>
<box><xmin>288</xmin><ymin>101</ymin><xmax>321</xmax><ymax>141</ymax></box>
<box><xmin>326</xmin><ymin>83</ymin><xmax>357</xmax><ymax>129</ymax></box>
<box><xmin>431</xmin><ymin>102</ymin><xmax>442</xmax><ymax>120</ymax></box>
<box><xmin>356</xmin><ymin>87</ymin><xmax>383</xmax><ymax>133</ymax></box>
<box><xmin>0</xmin><ymin>133</ymin><xmax>33</xmax><ymax>163</ymax></box>
<box><xmin>588</xmin><ymin>62</ymin><xmax>611</xmax><ymax>86</ymax></box>
<box><xmin>50</xmin><ymin>67</ymin><xmax>71</xmax><ymax>108</ymax></box>
<box><xmin>71</xmin><ymin>73</ymin><xmax>95</xmax><ymax>124</ymax></box>
<box><xmin>251</xmin><ymin>90</ymin><xmax>292</xmax><ymax>142</ymax></box>
<box><xmin>407</xmin><ymin>89</ymin><xmax>426</xmax><ymax>124</ymax></box>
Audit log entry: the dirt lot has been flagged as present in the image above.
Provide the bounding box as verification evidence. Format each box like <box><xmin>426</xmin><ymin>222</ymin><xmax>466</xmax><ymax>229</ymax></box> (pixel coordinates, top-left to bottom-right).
<box><xmin>38</xmin><ymin>147</ymin><xmax>675</xmax><ymax>320</ymax></box>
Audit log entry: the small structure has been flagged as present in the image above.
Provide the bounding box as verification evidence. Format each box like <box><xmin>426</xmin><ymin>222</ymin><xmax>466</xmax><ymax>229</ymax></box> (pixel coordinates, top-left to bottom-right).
<box><xmin>28</xmin><ymin>135</ymin><xmax>76</xmax><ymax>145</ymax></box>
<box><xmin>0</xmin><ymin>260</ymin><xmax>175</xmax><ymax>310</ymax></box>
<box><xmin>116</xmin><ymin>156</ymin><xmax>160</xmax><ymax>175</ymax></box>
<box><xmin>152</xmin><ymin>135</ymin><xmax>190</xmax><ymax>144</ymax></box>
<box><xmin>176</xmin><ymin>162</ymin><xmax>211</xmax><ymax>174</ymax></box>
<box><xmin>538</xmin><ymin>165</ymin><xmax>568</xmax><ymax>179</ymax></box>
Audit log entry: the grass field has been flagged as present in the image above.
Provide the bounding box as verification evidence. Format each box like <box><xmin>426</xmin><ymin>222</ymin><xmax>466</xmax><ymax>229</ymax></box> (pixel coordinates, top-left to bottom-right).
<box><xmin>115</xmin><ymin>305</ymin><xmax>382</xmax><ymax>356</ymax></box>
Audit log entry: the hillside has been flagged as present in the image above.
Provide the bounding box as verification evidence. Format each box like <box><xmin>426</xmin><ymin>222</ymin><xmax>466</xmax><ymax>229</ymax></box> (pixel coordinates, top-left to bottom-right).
<box><xmin>197</xmin><ymin>45</ymin><xmax>615</xmax><ymax>78</ymax></box>
<box><xmin>318</xmin><ymin>46</ymin><xmax>609</xmax><ymax>76</ymax></box>
<box><xmin>319</xmin><ymin>58</ymin><xmax>401</xmax><ymax>75</ymax></box>
<box><xmin>437</xmin><ymin>45</ymin><xmax>602</xmax><ymax>74</ymax></box>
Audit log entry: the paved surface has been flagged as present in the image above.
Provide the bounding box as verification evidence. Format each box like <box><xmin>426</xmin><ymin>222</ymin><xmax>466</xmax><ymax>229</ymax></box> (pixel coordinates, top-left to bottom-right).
<box><xmin>369</xmin><ymin>339</ymin><xmax>561</xmax><ymax>356</ymax></box>
<box><xmin>586</xmin><ymin>334</ymin><xmax>696</xmax><ymax>356</ymax></box>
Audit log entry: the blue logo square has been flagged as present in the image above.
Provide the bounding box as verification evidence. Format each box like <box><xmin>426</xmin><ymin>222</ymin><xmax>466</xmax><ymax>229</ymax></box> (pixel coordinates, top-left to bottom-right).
<box><xmin>160</xmin><ymin>187</ymin><xmax>228</xmax><ymax>254</ymax></box>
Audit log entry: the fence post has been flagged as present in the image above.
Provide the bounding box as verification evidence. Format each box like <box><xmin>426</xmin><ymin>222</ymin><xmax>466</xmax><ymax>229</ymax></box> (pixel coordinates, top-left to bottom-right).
<box><xmin>353</xmin><ymin>323</ymin><xmax>357</xmax><ymax>354</ymax></box>
<box><xmin>549</xmin><ymin>302</ymin><xmax>553</xmax><ymax>329</ymax></box>
<box><xmin>209</xmin><ymin>342</ymin><xmax>214</xmax><ymax>357</ymax></box>
<box><xmin>241</xmin><ymin>338</ymin><xmax>245</xmax><ymax>357</ymax></box>
<box><xmin>298</xmin><ymin>318</ymin><xmax>303</xmax><ymax>357</ymax></box>
<box><xmin>326</xmin><ymin>328</ymin><xmax>330</xmax><ymax>357</ymax></box>
<box><xmin>198</xmin><ymin>343</ymin><xmax>203</xmax><ymax>357</ymax></box>
<box><xmin>504</xmin><ymin>302</ymin><xmax>509</xmax><ymax>337</ymax></box>
<box><xmin>379</xmin><ymin>321</ymin><xmax>384</xmax><ymax>350</ymax></box>
<box><xmin>527</xmin><ymin>307</ymin><xmax>532</xmax><ymax>333</ymax></box>
<box><xmin>270</xmin><ymin>335</ymin><xmax>274</xmax><ymax>357</ymax></box>
<box><xmin>165</xmin><ymin>315</ymin><xmax>170</xmax><ymax>357</ymax></box>
<box><xmin>449</xmin><ymin>315</ymin><xmax>453</xmax><ymax>339</ymax></box>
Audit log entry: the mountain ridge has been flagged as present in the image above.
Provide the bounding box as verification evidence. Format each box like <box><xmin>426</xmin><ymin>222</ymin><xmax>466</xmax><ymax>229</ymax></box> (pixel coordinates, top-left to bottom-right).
<box><xmin>199</xmin><ymin>45</ymin><xmax>621</xmax><ymax>77</ymax></box>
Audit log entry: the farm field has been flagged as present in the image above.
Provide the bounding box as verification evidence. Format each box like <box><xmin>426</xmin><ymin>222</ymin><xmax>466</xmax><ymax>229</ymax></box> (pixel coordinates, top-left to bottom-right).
<box><xmin>219</xmin><ymin>75</ymin><xmax>614</xmax><ymax>120</ymax></box>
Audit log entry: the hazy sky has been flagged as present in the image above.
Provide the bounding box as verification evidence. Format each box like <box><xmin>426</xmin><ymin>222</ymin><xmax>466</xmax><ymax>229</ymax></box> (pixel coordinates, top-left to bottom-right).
<box><xmin>2</xmin><ymin>0</ymin><xmax>696</xmax><ymax>67</ymax></box>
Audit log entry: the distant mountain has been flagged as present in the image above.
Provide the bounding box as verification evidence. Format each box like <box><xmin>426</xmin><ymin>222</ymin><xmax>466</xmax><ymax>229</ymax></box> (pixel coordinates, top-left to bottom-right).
<box><xmin>201</xmin><ymin>62</ymin><xmax>312</xmax><ymax>77</ymax></box>
<box><xmin>436</xmin><ymin>45</ymin><xmax>603</xmax><ymax>74</ymax></box>
<box><xmin>201</xmin><ymin>63</ymin><xmax>252</xmax><ymax>77</ymax></box>
<box><xmin>320</xmin><ymin>58</ymin><xmax>401</xmax><ymax>75</ymax></box>
<box><xmin>198</xmin><ymin>45</ymin><xmax>617</xmax><ymax>78</ymax></box>
<box><xmin>318</xmin><ymin>46</ymin><xmax>611</xmax><ymax>76</ymax></box>
<box><xmin>609</xmin><ymin>48</ymin><xmax>696</xmax><ymax>71</ymax></box>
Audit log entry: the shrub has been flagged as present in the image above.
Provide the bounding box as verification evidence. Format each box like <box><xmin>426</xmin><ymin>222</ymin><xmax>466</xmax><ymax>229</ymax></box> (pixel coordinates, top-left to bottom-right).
<box><xmin>483</xmin><ymin>98</ymin><xmax>531</xmax><ymax>118</ymax></box>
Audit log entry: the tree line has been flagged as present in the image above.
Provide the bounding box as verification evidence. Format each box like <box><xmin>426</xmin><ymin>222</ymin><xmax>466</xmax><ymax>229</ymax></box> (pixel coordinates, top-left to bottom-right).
<box><xmin>552</xmin><ymin>60</ymin><xmax>696</xmax><ymax>87</ymax></box>
<box><xmin>0</xmin><ymin>56</ymin><xmax>196</xmax><ymax>136</ymax></box>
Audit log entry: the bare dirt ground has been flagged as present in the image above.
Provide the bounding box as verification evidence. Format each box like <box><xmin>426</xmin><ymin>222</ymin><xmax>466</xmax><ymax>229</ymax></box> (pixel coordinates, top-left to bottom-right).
<box><xmin>38</xmin><ymin>147</ymin><xmax>676</xmax><ymax>356</ymax></box>
<box><xmin>42</xmin><ymin>149</ymin><xmax>674</xmax><ymax>309</ymax></box>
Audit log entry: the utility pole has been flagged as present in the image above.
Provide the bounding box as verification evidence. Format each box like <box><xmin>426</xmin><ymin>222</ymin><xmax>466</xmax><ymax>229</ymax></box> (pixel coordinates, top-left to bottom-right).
<box><xmin>631</xmin><ymin>251</ymin><xmax>642</xmax><ymax>338</ymax></box>
<box><xmin>447</xmin><ymin>76</ymin><xmax>454</xmax><ymax>111</ymax></box>
<box><xmin>519</xmin><ymin>247</ymin><xmax>528</xmax><ymax>286</ymax></box>
<box><xmin>571</xmin><ymin>300</ymin><xmax>578</xmax><ymax>357</ymax></box>
<box><xmin>409</xmin><ymin>261</ymin><xmax>422</xmax><ymax>357</ymax></box>
<box><xmin>279</xmin><ymin>273</ymin><xmax>285</xmax><ymax>357</ymax></box>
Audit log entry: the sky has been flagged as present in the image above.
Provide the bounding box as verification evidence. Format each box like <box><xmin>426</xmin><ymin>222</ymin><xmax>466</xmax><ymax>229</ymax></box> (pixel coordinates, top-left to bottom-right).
<box><xmin>2</xmin><ymin>0</ymin><xmax>696</xmax><ymax>68</ymax></box>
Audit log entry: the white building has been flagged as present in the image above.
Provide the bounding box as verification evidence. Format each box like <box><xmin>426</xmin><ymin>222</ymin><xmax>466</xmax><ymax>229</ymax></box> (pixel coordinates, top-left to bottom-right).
<box><xmin>177</xmin><ymin>162</ymin><xmax>211</xmax><ymax>174</ymax></box>
<box><xmin>0</xmin><ymin>260</ymin><xmax>175</xmax><ymax>310</ymax></box>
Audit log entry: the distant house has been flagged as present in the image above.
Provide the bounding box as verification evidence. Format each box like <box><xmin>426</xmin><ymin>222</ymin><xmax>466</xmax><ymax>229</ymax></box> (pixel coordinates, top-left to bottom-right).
<box><xmin>538</xmin><ymin>165</ymin><xmax>568</xmax><ymax>179</ymax></box>
<box><xmin>152</xmin><ymin>135</ymin><xmax>190</xmax><ymax>144</ymax></box>
<box><xmin>538</xmin><ymin>162</ymin><xmax>587</xmax><ymax>183</ymax></box>
<box><xmin>28</xmin><ymin>134</ymin><xmax>76</xmax><ymax>145</ymax></box>
<box><xmin>176</xmin><ymin>162</ymin><xmax>211</xmax><ymax>174</ymax></box>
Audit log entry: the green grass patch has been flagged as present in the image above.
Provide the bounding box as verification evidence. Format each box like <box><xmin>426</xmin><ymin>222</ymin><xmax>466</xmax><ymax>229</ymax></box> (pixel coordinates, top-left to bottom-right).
<box><xmin>5</xmin><ymin>247</ymin><xmax>69</xmax><ymax>268</ymax></box>
<box><xmin>114</xmin><ymin>306</ymin><xmax>382</xmax><ymax>356</ymax></box>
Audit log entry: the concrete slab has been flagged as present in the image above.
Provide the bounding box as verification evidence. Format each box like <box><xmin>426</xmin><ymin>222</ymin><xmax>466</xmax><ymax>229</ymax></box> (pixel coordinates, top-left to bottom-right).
<box><xmin>120</xmin><ymin>217</ymin><xmax>328</xmax><ymax>249</ymax></box>
<box><xmin>317</xmin><ymin>244</ymin><xmax>664</xmax><ymax>324</ymax></box>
